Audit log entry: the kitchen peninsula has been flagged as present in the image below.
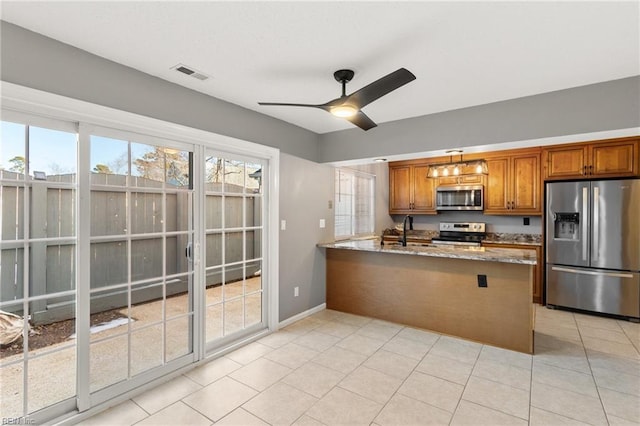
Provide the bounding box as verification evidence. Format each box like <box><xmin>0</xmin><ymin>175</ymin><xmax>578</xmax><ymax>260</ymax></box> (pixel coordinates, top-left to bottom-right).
<box><xmin>319</xmin><ymin>240</ymin><xmax>536</xmax><ymax>353</ymax></box>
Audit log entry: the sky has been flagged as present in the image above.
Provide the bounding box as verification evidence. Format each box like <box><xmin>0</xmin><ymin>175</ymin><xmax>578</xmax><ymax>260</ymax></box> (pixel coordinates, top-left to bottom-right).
<box><xmin>1</xmin><ymin>121</ymin><xmax>261</xmax><ymax>188</ymax></box>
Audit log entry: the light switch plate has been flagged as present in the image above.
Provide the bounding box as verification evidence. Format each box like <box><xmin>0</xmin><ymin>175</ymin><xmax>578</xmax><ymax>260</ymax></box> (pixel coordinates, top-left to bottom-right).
<box><xmin>280</xmin><ymin>220</ymin><xmax>286</xmax><ymax>231</ymax></box>
<box><xmin>319</xmin><ymin>219</ymin><xmax>326</xmax><ymax>228</ymax></box>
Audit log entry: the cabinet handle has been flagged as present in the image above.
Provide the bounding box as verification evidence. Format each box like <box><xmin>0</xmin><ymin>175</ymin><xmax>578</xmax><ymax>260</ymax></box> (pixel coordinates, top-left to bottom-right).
<box><xmin>589</xmin><ymin>164</ymin><xmax>594</xmax><ymax>174</ymax></box>
<box><xmin>582</xmin><ymin>165</ymin><xmax>587</xmax><ymax>175</ymax></box>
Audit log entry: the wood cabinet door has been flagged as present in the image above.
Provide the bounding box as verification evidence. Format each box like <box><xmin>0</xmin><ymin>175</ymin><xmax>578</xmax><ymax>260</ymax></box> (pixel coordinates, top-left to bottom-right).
<box><xmin>389</xmin><ymin>165</ymin><xmax>412</xmax><ymax>212</ymax></box>
<box><xmin>511</xmin><ymin>153</ymin><xmax>541</xmax><ymax>214</ymax></box>
<box><xmin>437</xmin><ymin>175</ymin><xmax>484</xmax><ymax>186</ymax></box>
<box><xmin>412</xmin><ymin>165</ymin><xmax>436</xmax><ymax>212</ymax></box>
<box><xmin>484</xmin><ymin>157</ymin><xmax>510</xmax><ymax>213</ymax></box>
<box><xmin>543</xmin><ymin>145</ymin><xmax>588</xmax><ymax>179</ymax></box>
<box><xmin>482</xmin><ymin>243</ymin><xmax>542</xmax><ymax>304</ymax></box>
<box><xmin>590</xmin><ymin>140</ymin><xmax>639</xmax><ymax>177</ymax></box>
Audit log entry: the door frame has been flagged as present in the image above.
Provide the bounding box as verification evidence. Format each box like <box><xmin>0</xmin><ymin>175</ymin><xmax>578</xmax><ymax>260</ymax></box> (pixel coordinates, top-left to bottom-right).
<box><xmin>1</xmin><ymin>82</ymin><xmax>280</xmax><ymax>422</ymax></box>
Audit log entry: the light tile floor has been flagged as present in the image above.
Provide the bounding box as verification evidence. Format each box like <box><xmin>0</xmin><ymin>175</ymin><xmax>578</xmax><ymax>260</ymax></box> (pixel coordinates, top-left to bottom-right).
<box><xmin>77</xmin><ymin>305</ymin><xmax>640</xmax><ymax>425</ymax></box>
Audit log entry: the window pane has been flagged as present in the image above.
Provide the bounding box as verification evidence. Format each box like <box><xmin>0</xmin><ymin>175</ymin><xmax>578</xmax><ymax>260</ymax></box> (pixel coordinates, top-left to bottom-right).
<box><xmin>245</xmin><ymin>196</ymin><xmax>261</xmax><ymax>228</ymax></box>
<box><xmin>90</xmin><ymin>241</ymin><xmax>128</xmax><ymax>288</ymax></box>
<box><xmin>165</xmin><ymin>150</ymin><xmax>190</xmax><ymax>188</ymax></box>
<box><xmin>91</xmin><ymin>135</ymin><xmax>128</xmax><ymax>186</ymax></box>
<box><xmin>205</xmin><ymin>195</ymin><xmax>222</xmax><ymax>229</ymax></box>
<box><xmin>206</xmin><ymin>233</ymin><xmax>223</xmax><ymax>268</ymax></box>
<box><xmin>91</xmin><ymin>191</ymin><xmax>127</xmax><ymax>236</ymax></box>
<box><xmin>246</xmin><ymin>229</ymin><xmax>261</xmax><ymax>260</ymax></box>
<box><xmin>224</xmin><ymin>160</ymin><xmax>244</xmax><ymax>193</ymax></box>
<box><xmin>1</xmin><ymin>121</ymin><xmax>26</xmax><ymax>180</ymax></box>
<box><xmin>205</xmin><ymin>156</ymin><xmax>224</xmax><ymax>191</ymax></box>
<box><xmin>225</xmin><ymin>231</ymin><xmax>243</xmax><ymax>264</ymax></box>
<box><xmin>1</xmin><ymin>248</ymin><xmax>24</xmax><ymax>302</ymax></box>
<box><xmin>244</xmin><ymin>163</ymin><xmax>262</xmax><ymax>194</ymax></box>
<box><xmin>1</xmin><ymin>185</ymin><xmax>24</xmax><ymax>240</ymax></box>
<box><xmin>131</xmin><ymin>143</ymin><xmax>164</xmax><ymax>188</ymax></box>
<box><xmin>225</xmin><ymin>196</ymin><xmax>243</xmax><ymax>228</ymax></box>
<box><xmin>131</xmin><ymin>192</ymin><xmax>163</xmax><ymax>234</ymax></box>
<box><xmin>29</xmin><ymin>126</ymin><xmax>77</xmax><ymax>183</ymax></box>
<box><xmin>334</xmin><ymin>169</ymin><xmax>374</xmax><ymax>238</ymax></box>
<box><xmin>48</xmin><ymin>188</ymin><xmax>76</xmax><ymax>238</ymax></box>
<box><xmin>131</xmin><ymin>238</ymin><xmax>163</xmax><ymax>282</ymax></box>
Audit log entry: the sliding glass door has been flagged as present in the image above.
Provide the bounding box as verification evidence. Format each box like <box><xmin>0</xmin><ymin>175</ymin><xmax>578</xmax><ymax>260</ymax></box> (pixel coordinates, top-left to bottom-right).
<box><xmin>204</xmin><ymin>152</ymin><xmax>266</xmax><ymax>350</ymax></box>
<box><xmin>86</xmin><ymin>129</ymin><xmax>196</xmax><ymax>401</ymax></box>
<box><xmin>1</xmin><ymin>118</ymin><xmax>79</xmax><ymax>418</ymax></box>
<box><xmin>0</xmin><ymin>103</ymin><xmax>273</xmax><ymax>422</ymax></box>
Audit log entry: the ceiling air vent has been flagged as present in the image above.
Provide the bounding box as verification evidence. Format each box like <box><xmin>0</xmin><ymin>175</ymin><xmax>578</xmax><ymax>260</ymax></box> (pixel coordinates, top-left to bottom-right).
<box><xmin>172</xmin><ymin>63</ymin><xmax>209</xmax><ymax>81</ymax></box>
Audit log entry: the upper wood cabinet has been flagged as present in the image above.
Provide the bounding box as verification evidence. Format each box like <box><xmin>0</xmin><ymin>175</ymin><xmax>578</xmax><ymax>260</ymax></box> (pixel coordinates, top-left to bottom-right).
<box><xmin>389</xmin><ymin>161</ymin><xmax>437</xmax><ymax>214</ymax></box>
<box><xmin>484</xmin><ymin>149</ymin><xmax>541</xmax><ymax>215</ymax></box>
<box><xmin>543</xmin><ymin>137</ymin><xmax>639</xmax><ymax>180</ymax></box>
<box><xmin>437</xmin><ymin>174</ymin><xmax>485</xmax><ymax>186</ymax></box>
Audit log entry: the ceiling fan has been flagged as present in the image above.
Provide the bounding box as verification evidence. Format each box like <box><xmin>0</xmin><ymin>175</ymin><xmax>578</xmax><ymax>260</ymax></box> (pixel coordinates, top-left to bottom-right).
<box><xmin>258</xmin><ymin>68</ymin><xmax>416</xmax><ymax>131</ymax></box>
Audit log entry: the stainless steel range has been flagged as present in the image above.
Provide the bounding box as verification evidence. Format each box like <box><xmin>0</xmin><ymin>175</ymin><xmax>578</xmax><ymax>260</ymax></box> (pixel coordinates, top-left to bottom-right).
<box><xmin>431</xmin><ymin>222</ymin><xmax>486</xmax><ymax>247</ymax></box>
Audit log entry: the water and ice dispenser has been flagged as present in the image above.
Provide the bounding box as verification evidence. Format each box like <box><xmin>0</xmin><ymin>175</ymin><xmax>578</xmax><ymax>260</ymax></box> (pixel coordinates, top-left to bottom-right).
<box><xmin>552</xmin><ymin>212</ymin><xmax>580</xmax><ymax>240</ymax></box>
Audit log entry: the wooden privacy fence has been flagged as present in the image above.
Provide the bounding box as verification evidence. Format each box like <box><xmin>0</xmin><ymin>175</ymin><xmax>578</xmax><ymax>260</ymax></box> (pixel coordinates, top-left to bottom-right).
<box><xmin>1</xmin><ymin>174</ymin><xmax>261</xmax><ymax>324</ymax></box>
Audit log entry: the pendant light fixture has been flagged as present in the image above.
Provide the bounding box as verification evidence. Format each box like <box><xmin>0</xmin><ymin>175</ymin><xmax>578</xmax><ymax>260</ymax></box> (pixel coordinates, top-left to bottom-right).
<box><xmin>426</xmin><ymin>150</ymin><xmax>489</xmax><ymax>178</ymax></box>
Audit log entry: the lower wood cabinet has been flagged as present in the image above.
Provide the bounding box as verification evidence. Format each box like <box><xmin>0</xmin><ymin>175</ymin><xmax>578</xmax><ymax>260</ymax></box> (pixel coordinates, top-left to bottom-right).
<box><xmin>482</xmin><ymin>242</ymin><xmax>542</xmax><ymax>304</ymax></box>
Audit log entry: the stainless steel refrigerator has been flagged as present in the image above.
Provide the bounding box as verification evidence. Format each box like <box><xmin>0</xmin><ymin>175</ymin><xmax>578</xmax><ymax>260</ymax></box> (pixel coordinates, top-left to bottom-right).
<box><xmin>546</xmin><ymin>179</ymin><xmax>640</xmax><ymax>320</ymax></box>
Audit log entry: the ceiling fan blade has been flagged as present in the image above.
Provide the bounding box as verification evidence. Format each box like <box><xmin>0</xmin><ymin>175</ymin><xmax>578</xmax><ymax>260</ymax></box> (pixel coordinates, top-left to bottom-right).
<box><xmin>258</xmin><ymin>101</ymin><xmax>327</xmax><ymax>109</ymax></box>
<box><xmin>346</xmin><ymin>68</ymin><xmax>416</xmax><ymax>109</ymax></box>
<box><xmin>345</xmin><ymin>111</ymin><xmax>377</xmax><ymax>131</ymax></box>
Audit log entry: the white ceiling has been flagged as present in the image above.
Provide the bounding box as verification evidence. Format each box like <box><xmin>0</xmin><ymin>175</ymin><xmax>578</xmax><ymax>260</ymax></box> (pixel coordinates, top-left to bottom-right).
<box><xmin>1</xmin><ymin>1</ymin><xmax>638</xmax><ymax>134</ymax></box>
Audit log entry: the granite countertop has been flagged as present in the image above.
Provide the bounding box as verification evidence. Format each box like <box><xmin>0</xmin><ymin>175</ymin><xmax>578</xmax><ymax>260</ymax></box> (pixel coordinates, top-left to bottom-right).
<box><xmin>483</xmin><ymin>233</ymin><xmax>542</xmax><ymax>246</ymax></box>
<box><xmin>381</xmin><ymin>229</ymin><xmax>542</xmax><ymax>246</ymax></box>
<box><xmin>318</xmin><ymin>239</ymin><xmax>537</xmax><ymax>265</ymax></box>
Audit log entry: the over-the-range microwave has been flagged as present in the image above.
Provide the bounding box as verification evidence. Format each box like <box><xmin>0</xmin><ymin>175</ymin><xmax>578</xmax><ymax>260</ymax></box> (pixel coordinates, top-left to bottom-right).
<box><xmin>436</xmin><ymin>185</ymin><xmax>484</xmax><ymax>211</ymax></box>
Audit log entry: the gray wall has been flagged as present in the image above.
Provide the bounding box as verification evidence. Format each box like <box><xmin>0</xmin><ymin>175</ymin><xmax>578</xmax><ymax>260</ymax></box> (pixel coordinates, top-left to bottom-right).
<box><xmin>318</xmin><ymin>76</ymin><xmax>640</xmax><ymax>163</ymax></box>
<box><xmin>0</xmin><ymin>21</ymin><xmax>319</xmax><ymax>162</ymax></box>
<box><xmin>279</xmin><ymin>153</ymin><xmax>334</xmax><ymax>321</ymax></box>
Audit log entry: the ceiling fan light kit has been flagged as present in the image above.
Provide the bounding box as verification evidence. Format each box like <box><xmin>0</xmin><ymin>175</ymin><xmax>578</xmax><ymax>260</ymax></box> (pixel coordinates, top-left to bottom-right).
<box><xmin>330</xmin><ymin>104</ymin><xmax>358</xmax><ymax>118</ymax></box>
<box><xmin>258</xmin><ymin>68</ymin><xmax>416</xmax><ymax>130</ymax></box>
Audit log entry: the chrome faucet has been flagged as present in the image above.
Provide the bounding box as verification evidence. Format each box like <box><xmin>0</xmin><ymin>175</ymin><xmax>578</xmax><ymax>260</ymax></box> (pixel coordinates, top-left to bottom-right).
<box><xmin>402</xmin><ymin>215</ymin><xmax>414</xmax><ymax>246</ymax></box>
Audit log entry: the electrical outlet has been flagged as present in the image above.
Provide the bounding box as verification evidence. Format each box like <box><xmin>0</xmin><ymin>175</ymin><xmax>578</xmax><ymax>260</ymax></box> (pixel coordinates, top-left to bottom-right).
<box><xmin>281</xmin><ymin>220</ymin><xmax>286</xmax><ymax>231</ymax></box>
<box><xmin>294</xmin><ymin>286</ymin><xmax>299</xmax><ymax>297</ymax></box>
<box><xmin>328</xmin><ymin>200</ymin><xmax>333</xmax><ymax>209</ymax></box>
<box><xmin>523</xmin><ymin>217</ymin><xmax>530</xmax><ymax>226</ymax></box>
<box><xmin>477</xmin><ymin>274</ymin><xmax>488</xmax><ymax>287</ymax></box>
<box><xmin>319</xmin><ymin>219</ymin><xmax>326</xmax><ymax>228</ymax></box>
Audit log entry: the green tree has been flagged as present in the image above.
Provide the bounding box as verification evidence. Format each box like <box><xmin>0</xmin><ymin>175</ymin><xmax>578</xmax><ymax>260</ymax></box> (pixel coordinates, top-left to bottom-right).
<box><xmin>8</xmin><ymin>156</ymin><xmax>26</xmax><ymax>173</ymax></box>
<box><xmin>134</xmin><ymin>147</ymin><xmax>190</xmax><ymax>186</ymax></box>
<box><xmin>93</xmin><ymin>164</ymin><xmax>114</xmax><ymax>174</ymax></box>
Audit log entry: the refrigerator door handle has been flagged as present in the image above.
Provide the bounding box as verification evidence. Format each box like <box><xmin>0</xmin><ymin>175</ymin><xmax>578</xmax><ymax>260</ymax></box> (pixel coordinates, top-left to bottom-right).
<box><xmin>592</xmin><ymin>186</ymin><xmax>599</xmax><ymax>262</ymax></box>
<box><xmin>551</xmin><ymin>266</ymin><xmax>634</xmax><ymax>279</ymax></box>
<box><xmin>582</xmin><ymin>187</ymin><xmax>588</xmax><ymax>262</ymax></box>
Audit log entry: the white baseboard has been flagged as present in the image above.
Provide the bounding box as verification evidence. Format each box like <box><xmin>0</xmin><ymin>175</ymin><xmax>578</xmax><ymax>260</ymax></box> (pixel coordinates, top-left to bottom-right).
<box><xmin>278</xmin><ymin>303</ymin><xmax>326</xmax><ymax>328</ymax></box>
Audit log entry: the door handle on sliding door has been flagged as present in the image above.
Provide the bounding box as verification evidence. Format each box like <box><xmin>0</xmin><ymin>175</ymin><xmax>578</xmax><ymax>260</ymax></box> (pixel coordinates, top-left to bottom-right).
<box><xmin>185</xmin><ymin>242</ymin><xmax>193</xmax><ymax>261</ymax></box>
